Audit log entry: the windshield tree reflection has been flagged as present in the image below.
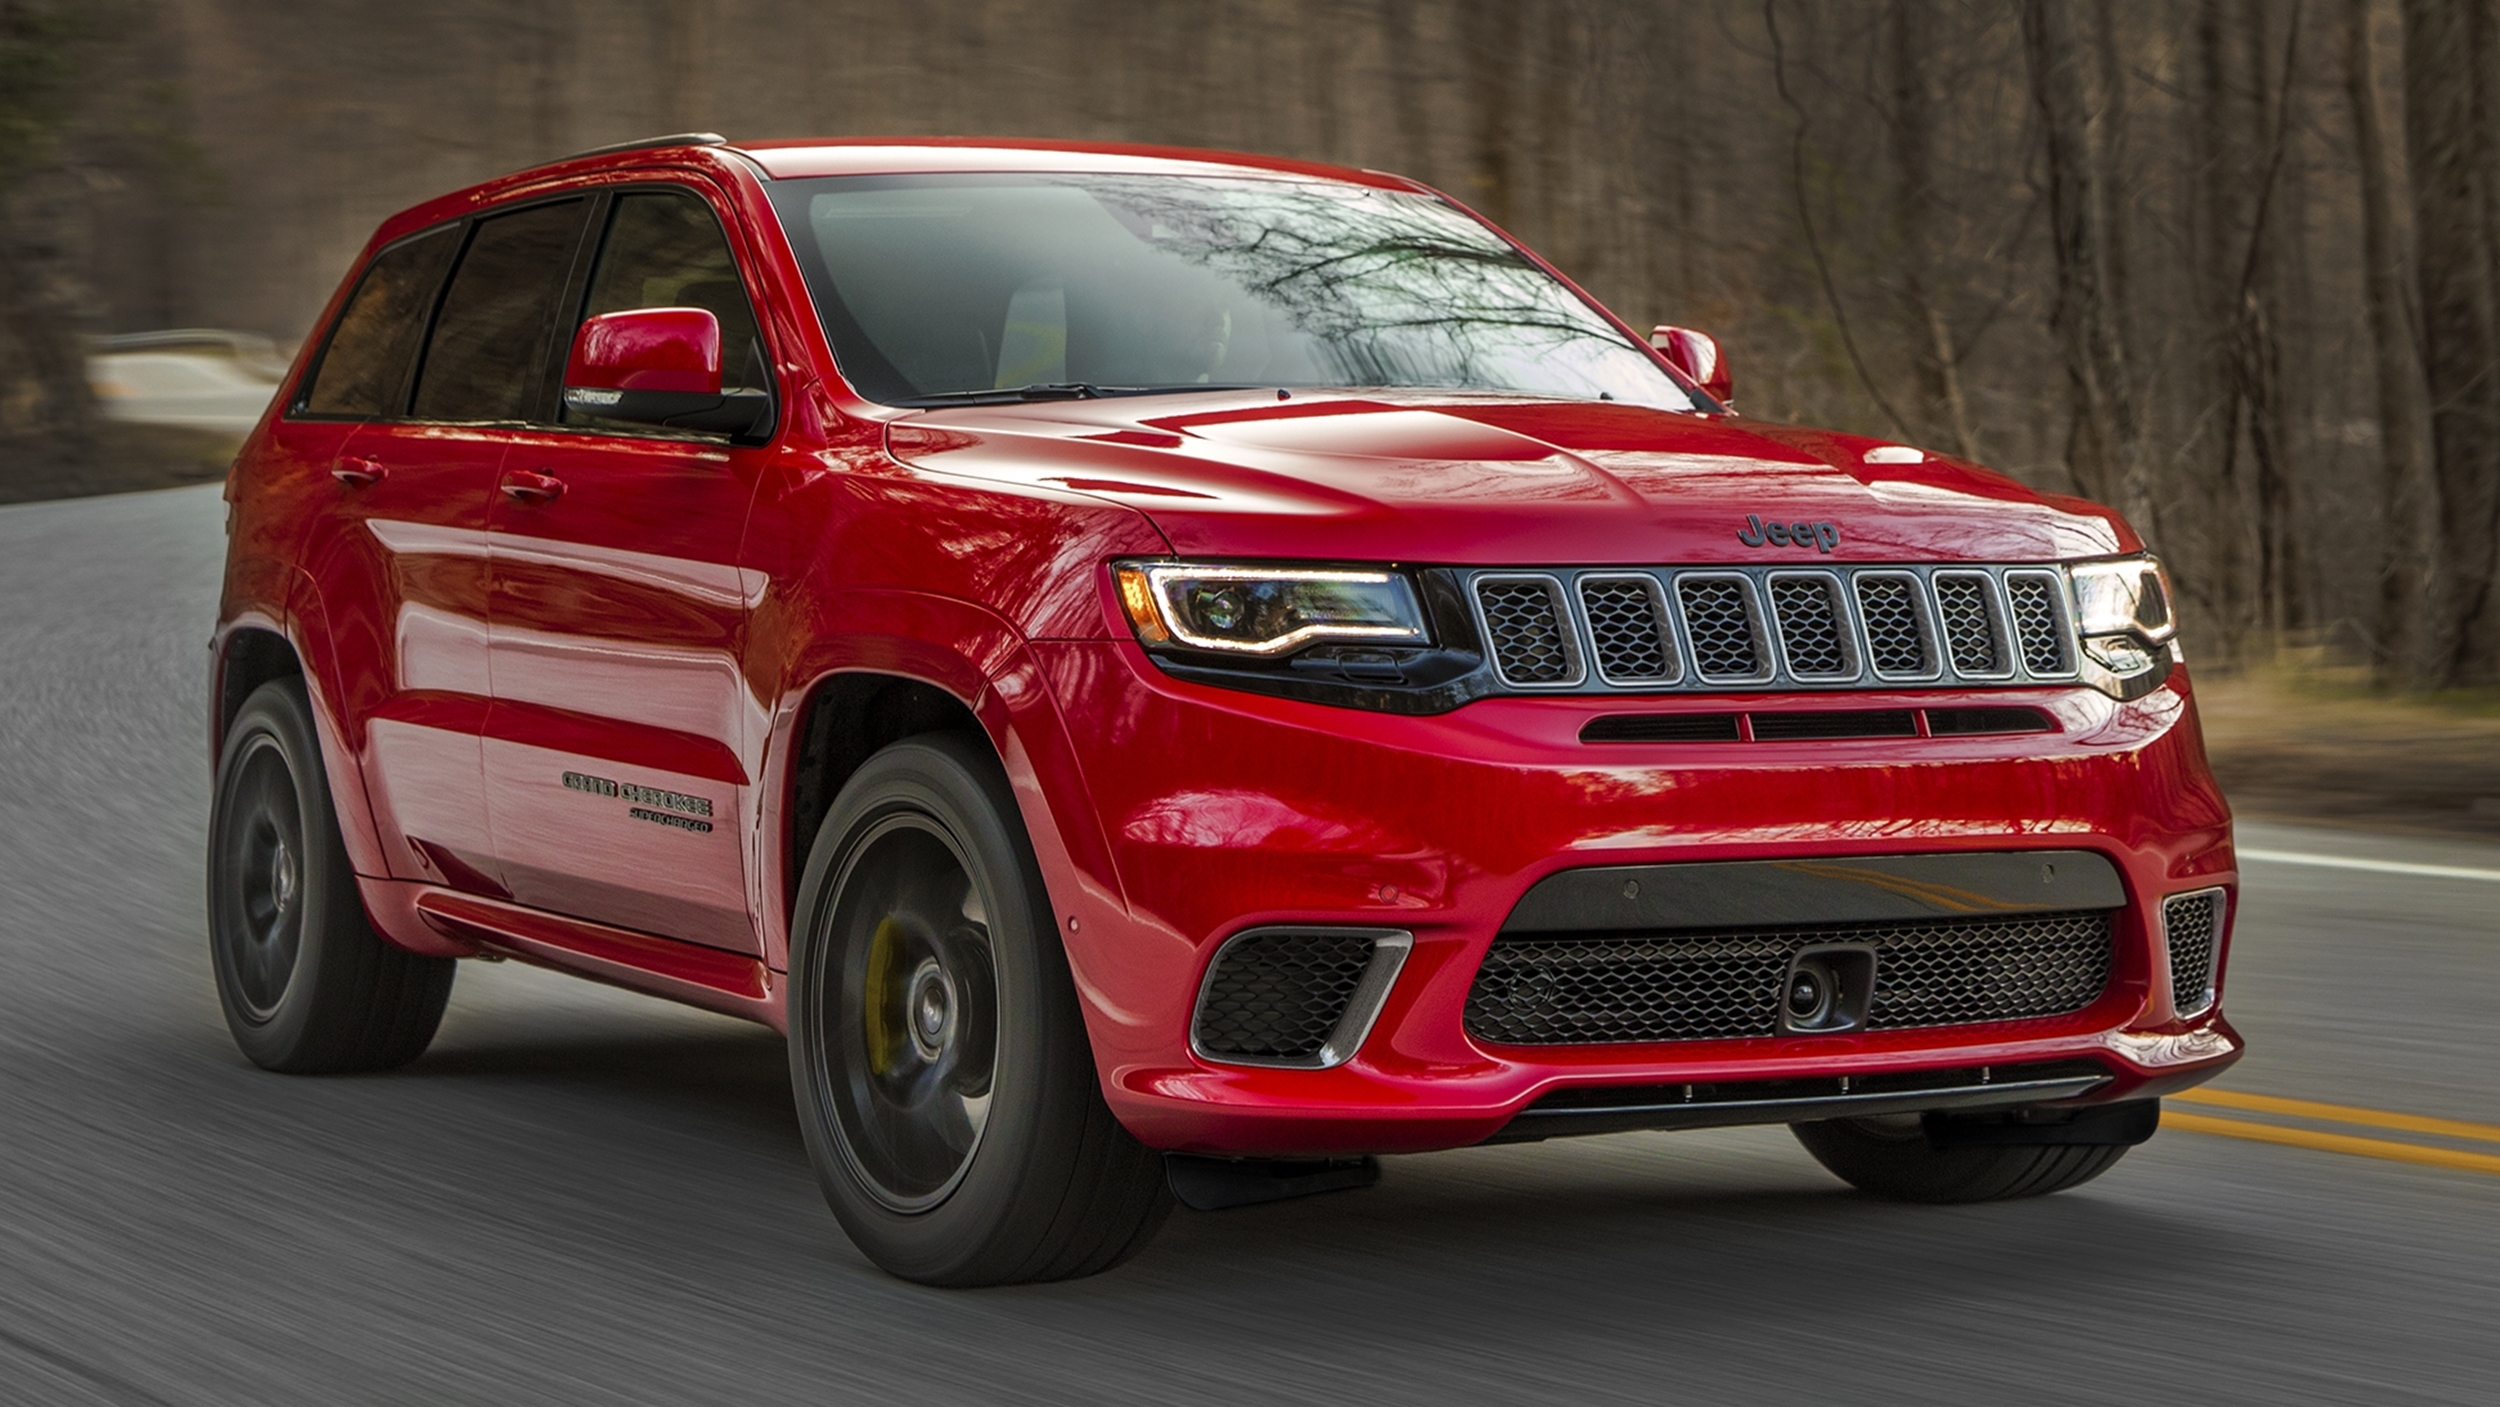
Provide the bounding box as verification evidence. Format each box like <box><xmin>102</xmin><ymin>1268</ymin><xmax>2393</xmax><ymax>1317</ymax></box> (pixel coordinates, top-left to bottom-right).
<box><xmin>766</xmin><ymin>173</ymin><xmax>1697</xmax><ymax>412</ymax></box>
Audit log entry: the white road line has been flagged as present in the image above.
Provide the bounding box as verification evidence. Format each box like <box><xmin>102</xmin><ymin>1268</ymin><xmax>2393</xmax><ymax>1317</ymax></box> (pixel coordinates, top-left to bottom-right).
<box><xmin>2238</xmin><ymin>849</ymin><xmax>2500</xmax><ymax>883</ymax></box>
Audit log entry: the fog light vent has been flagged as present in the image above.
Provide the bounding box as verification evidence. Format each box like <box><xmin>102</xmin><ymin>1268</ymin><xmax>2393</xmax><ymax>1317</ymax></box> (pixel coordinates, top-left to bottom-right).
<box><xmin>2162</xmin><ymin>887</ymin><xmax>2226</xmax><ymax>1017</ymax></box>
<box><xmin>1192</xmin><ymin>927</ymin><xmax>1413</xmax><ymax>1069</ymax></box>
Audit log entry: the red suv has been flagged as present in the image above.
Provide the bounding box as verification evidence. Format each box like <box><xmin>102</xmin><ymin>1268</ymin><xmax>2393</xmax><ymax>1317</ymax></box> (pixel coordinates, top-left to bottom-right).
<box><xmin>209</xmin><ymin>135</ymin><xmax>2239</xmax><ymax>1285</ymax></box>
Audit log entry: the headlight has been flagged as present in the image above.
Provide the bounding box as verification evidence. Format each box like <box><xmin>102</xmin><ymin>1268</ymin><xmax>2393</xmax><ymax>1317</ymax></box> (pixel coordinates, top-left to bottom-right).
<box><xmin>1114</xmin><ymin>561</ymin><xmax>1429</xmax><ymax>655</ymax></box>
<box><xmin>2069</xmin><ymin>556</ymin><xmax>2175</xmax><ymax>642</ymax></box>
<box><xmin>2069</xmin><ymin>555</ymin><xmax>2176</xmax><ymax>684</ymax></box>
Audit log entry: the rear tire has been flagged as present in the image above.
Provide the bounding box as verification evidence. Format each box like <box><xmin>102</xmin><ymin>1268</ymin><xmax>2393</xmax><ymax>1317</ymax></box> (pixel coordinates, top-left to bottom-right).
<box><xmin>208</xmin><ymin>678</ymin><xmax>454</xmax><ymax>1072</ymax></box>
<box><xmin>788</xmin><ymin>734</ymin><xmax>1171</xmax><ymax>1286</ymax></box>
<box><xmin>1792</xmin><ymin>1115</ymin><xmax>2131</xmax><ymax>1202</ymax></box>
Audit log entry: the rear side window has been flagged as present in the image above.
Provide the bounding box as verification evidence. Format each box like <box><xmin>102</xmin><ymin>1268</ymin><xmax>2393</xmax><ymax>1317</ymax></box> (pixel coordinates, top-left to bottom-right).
<box><xmin>412</xmin><ymin>199</ymin><xmax>586</xmax><ymax>422</ymax></box>
<box><xmin>299</xmin><ymin>224</ymin><xmax>458</xmax><ymax>418</ymax></box>
<box><xmin>572</xmin><ymin>190</ymin><xmax>770</xmax><ymax>411</ymax></box>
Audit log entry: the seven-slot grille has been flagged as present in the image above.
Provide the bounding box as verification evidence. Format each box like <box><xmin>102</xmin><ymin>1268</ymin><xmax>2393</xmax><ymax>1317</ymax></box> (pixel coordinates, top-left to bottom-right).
<box><xmin>1470</xmin><ymin>564</ymin><xmax>2080</xmax><ymax>692</ymax></box>
<box><xmin>1464</xmin><ymin>910</ymin><xmax>2115</xmax><ymax>1045</ymax></box>
<box><xmin>2162</xmin><ymin>888</ymin><xmax>2225</xmax><ymax>1016</ymax></box>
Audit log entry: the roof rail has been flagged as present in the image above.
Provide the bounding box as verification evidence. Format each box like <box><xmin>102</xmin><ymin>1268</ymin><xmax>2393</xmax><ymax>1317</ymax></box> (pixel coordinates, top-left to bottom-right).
<box><xmin>559</xmin><ymin>132</ymin><xmax>729</xmax><ymax>161</ymax></box>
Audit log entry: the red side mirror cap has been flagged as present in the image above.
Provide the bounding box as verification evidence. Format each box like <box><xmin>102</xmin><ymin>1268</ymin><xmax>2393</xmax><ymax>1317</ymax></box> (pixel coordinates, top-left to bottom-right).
<box><xmin>561</xmin><ymin>307</ymin><xmax>768</xmax><ymax>436</ymax></box>
<box><xmin>1650</xmin><ymin>325</ymin><xmax>1733</xmax><ymax>408</ymax></box>
<box><xmin>565</xmin><ymin>307</ymin><xmax>723</xmax><ymax>397</ymax></box>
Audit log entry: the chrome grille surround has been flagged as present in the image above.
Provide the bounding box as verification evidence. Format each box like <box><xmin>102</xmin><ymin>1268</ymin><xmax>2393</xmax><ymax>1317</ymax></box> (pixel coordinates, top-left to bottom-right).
<box><xmin>2161</xmin><ymin>887</ymin><xmax>2227</xmax><ymax>1018</ymax></box>
<box><xmin>1932</xmin><ymin>570</ymin><xmax>2013</xmax><ymax>678</ymax></box>
<box><xmin>1673</xmin><ymin>573</ymin><xmax>1775</xmax><ymax>684</ymax></box>
<box><xmin>1852</xmin><ymin>570</ymin><xmax>1942</xmax><ymax>680</ymax></box>
<box><xmin>1766</xmin><ymin>571</ymin><xmax>1859</xmax><ymax>681</ymax></box>
<box><xmin>1466</xmin><ymin>564</ymin><xmax>2097</xmax><ymax>694</ymax></box>
<box><xmin>2004</xmin><ymin>569</ymin><xmax>2078</xmax><ymax>678</ymax></box>
<box><xmin>1577</xmin><ymin>573</ymin><xmax>1682</xmax><ymax>685</ymax></box>
<box><xmin>1470</xmin><ymin>573</ymin><xmax>1583</xmax><ymax>688</ymax></box>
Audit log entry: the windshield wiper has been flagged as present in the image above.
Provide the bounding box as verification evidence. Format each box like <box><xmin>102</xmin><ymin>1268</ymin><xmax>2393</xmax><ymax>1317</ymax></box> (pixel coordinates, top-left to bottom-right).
<box><xmin>894</xmin><ymin>383</ymin><xmax>1255</xmax><ymax>407</ymax></box>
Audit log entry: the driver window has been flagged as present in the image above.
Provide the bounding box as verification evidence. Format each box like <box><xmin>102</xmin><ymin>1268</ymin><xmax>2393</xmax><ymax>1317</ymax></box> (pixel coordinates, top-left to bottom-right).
<box><xmin>567</xmin><ymin>190</ymin><xmax>770</xmax><ymax>427</ymax></box>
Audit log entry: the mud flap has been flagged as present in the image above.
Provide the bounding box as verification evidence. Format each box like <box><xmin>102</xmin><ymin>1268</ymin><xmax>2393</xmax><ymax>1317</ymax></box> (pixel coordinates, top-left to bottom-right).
<box><xmin>1165</xmin><ymin>1155</ymin><xmax>1382</xmax><ymax>1211</ymax></box>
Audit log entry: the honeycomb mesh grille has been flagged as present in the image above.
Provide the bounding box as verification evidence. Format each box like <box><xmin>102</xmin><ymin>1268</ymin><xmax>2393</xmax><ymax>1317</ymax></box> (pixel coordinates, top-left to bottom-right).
<box><xmin>1934</xmin><ymin>574</ymin><xmax>2004</xmax><ymax>674</ymax></box>
<box><xmin>1475</xmin><ymin>578</ymin><xmax>1577</xmax><ymax>685</ymax></box>
<box><xmin>1769</xmin><ymin>575</ymin><xmax>1852</xmax><ymax>678</ymax></box>
<box><xmin>1855</xmin><ymin>574</ymin><xmax>1934</xmax><ymax>676</ymax></box>
<box><xmin>1465</xmin><ymin>910</ymin><xmax>2114</xmax><ymax>1045</ymax></box>
<box><xmin>2005</xmin><ymin>574</ymin><xmax>2071</xmax><ymax>674</ymax></box>
<box><xmin>1580</xmin><ymin>576</ymin><xmax>1677</xmax><ymax>682</ymax></box>
<box><xmin>1193</xmin><ymin>930</ymin><xmax>1378</xmax><ymax>1060</ymax></box>
<box><xmin>2163</xmin><ymin>891</ymin><xmax>2221</xmax><ymax>1014</ymax></box>
<box><xmin>1676</xmin><ymin>577</ymin><xmax>1764</xmax><ymax>679</ymax></box>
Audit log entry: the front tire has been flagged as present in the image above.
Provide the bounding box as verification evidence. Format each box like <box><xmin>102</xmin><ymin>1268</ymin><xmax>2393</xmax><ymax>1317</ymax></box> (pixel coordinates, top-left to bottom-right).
<box><xmin>788</xmin><ymin>734</ymin><xmax>1170</xmax><ymax>1286</ymax></box>
<box><xmin>1792</xmin><ymin>1115</ymin><xmax>2131</xmax><ymax>1202</ymax></box>
<box><xmin>208</xmin><ymin>678</ymin><xmax>454</xmax><ymax>1072</ymax></box>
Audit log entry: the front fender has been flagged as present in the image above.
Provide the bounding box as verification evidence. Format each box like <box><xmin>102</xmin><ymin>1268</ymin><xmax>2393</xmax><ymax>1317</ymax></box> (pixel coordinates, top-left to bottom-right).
<box><xmin>756</xmin><ymin>589</ymin><xmax>1130</xmax><ymax>989</ymax></box>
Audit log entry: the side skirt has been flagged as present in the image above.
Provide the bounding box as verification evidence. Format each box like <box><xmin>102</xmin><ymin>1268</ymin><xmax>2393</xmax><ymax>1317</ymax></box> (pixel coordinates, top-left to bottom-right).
<box><xmin>356</xmin><ymin>876</ymin><xmax>783</xmax><ymax>1031</ymax></box>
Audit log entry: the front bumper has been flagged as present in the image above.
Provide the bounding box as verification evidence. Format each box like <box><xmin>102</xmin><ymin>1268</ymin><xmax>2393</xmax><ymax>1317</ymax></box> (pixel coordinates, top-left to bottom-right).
<box><xmin>1033</xmin><ymin>638</ymin><xmax>2241</xmax><ymax>1156</ymax></box>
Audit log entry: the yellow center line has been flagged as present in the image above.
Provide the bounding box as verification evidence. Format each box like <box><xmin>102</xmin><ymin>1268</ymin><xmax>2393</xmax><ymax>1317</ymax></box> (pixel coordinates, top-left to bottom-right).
<box><xmin>2165</xmin><ymin>1111</ymin><xmax>2500</xmax><ymax>1177</ymax></box>
<box><xmin>2171</xmin><ymin>1088</ymin><xmax>2500</xmax><ymax>1146</ymax></box>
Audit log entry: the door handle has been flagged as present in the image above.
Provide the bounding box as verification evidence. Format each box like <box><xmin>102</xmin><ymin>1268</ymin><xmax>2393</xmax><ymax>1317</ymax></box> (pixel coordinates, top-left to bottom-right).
<box><xmin>332</xmin><ymin>457</ymin><xmax>386</xmax><ymax>488</ymax></box>
<box><xmin>500</xmin><ymin>469</ymin><xmax>565</xmax><ymax>505</ymax></box>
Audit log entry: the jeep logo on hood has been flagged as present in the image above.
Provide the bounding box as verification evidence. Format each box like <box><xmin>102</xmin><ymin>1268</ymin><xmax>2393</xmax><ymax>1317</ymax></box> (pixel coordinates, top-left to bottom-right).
<box><xmin>1739</xmin><ymin>515</ymin><xmax>1841</xmax><ymax>553</ymax></box>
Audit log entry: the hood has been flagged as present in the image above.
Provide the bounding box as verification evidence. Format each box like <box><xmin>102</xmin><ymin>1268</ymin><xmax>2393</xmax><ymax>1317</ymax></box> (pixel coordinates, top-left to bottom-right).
<box><xmin>882</xmin><ymin>389</ymin><xmax>2131</xmax><ymax>566</ymax></box>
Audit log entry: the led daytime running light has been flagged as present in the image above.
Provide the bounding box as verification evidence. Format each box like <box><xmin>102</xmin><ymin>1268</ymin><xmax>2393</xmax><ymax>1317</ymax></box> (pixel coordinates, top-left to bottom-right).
<box><xmin>1119</xmin><ymin>562</ymin><xmax>1428</xmax><ymax>656</ymax></box>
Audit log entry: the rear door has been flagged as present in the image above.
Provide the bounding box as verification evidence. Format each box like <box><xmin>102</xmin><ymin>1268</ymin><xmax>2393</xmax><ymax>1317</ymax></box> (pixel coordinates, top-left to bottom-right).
<box><xmin>289</xmin><ymin>199</ymin><xmax>589</xmax><ymax>893</ymax></box>
<box><xmin>480</xmin><ymin>185</ymin><xmax>777</xmax><ymax>953</ymax></box>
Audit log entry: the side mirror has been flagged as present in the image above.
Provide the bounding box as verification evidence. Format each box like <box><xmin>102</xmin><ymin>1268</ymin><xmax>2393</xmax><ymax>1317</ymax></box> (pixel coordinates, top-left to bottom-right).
<box><xmin>1650</xmin><ymin>325</ymin><xmax>1733</xmax><ymax>409</ymax></box>
<box><xmin>562</xmin><ymin>307</ymin><xmax>767</xmax><ymax>435</ymax></box>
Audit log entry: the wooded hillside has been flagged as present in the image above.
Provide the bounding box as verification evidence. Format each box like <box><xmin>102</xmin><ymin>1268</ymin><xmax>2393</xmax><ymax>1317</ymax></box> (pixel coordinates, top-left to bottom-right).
<box><xmin>5</xmin><ymin>0</ymin><xmax>2497</xmax><ymax>682</ymax></box>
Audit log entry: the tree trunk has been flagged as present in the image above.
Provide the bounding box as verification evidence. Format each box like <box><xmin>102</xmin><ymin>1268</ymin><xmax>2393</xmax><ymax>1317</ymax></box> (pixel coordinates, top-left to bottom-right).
<box><xmin>2345</xmin><ymin>0</ymin><xmax>2436</xmax><ymax>681</ymax></box>
<box><xmin>2401</xmin><ymin>0</ymin><xmax>2500</xmax><ymax>684</ymax></box>
<box><xmin>2022</xmin><ymin>0</ymin><xmax>2154</xmax><ymax>531</ymax></box>
<box><xmin>0</xmin><ymin>172</ymin><xmax>100</xmax><ymax>475</ymax></box>
<box><xmin>1890</xmin><ymin>0</ymin><xmax>1981</xmax><ymax>461</ymax></box>
<box><xmin>1463</xmin><ymin>0</ymin><xmax>1521</xmax><ymax>226</ymax></box>
<box><xmin>2235</xmin><ymin>0</ymin><xmax>2303</xmax><ymax>639</ymax></box>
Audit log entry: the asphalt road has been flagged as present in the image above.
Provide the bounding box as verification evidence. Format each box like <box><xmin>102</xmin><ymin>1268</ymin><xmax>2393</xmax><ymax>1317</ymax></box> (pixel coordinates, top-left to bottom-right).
<box><xmin>4</xmin><ymin>484</ymin><xmax>2496</xmax><ymax>1406</ymax></box>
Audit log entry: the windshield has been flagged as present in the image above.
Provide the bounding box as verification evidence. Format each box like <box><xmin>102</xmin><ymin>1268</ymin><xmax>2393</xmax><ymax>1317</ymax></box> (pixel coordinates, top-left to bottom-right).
<box><xmin>765</xmin><ymin>172</ymin><xmax>1698</xmax><ymax>411</ymax></box>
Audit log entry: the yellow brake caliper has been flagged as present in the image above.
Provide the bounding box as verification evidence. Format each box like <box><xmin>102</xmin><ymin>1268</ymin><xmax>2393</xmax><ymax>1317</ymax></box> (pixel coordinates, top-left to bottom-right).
<box><xmin>864</xmin><ymin>916</ymin><xmax>907</xmax><ymax>1075</ymax></box>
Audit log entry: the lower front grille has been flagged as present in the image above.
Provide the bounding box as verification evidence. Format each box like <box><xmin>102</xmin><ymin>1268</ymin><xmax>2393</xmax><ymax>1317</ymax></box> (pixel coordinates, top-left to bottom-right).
<box><xmin>1465</xmin><ymin>910</ymin><xmax>2114</xmax><ymax>1045</ymax></box>
<box><xmin>2162</xmin><ymin>888</ymin><xmax>2225</xmax><ymax>1016</ymax></box>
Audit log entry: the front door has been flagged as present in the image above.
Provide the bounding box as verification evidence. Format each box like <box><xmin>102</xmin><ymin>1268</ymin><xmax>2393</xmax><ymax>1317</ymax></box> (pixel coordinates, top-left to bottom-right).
<box><xmin>481</xmin><ymin>186</ymin><xmax>775</xmax><ymax>954</ymax></box>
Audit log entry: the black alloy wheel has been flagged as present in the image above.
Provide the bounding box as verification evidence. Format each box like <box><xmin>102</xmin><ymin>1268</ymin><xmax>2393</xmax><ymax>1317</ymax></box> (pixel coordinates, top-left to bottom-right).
<box><xmin>788</xmin><ymin>734</ymin><xmax>1171</xmax><ymax>1286</ymax></box>
<box><xmin>208</xmin><ymin>677</ymin><xmax>455</xmax><ymax>1072</ymax></box>
<box><xmin>216</xmin><ymin>730</ymin><xmax>307</xmax><ymax>1022</ymax></box>
<box><xmin>822</xmin><ymin>816</ymin><xmax>1000</xmax><ymax>1211</ymax></box>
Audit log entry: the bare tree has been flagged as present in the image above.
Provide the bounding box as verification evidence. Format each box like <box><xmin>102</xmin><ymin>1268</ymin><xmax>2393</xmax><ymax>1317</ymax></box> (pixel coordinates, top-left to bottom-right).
<box><xmin>2</xmin><ymin>0</ymin><xmax>2486</xmax><ymax>680</ymax></box>
<box><xmin>0</xmin><ymin>0</ymin><xmax>106</xmax><ymax>477</ymax></box>
<box><xmin>2402</xmin><ymin>0</ymin><xmax>2500</xmax><ymax>683</ymax></box>
<box><xmin>2344</xmin><ymin>0</ymin><xmax>2435</xmax><ymax>680</ymax></box>
<box><xmin>2023</xmin><ymin>0</ymin><xmax>2154</xmax><ymax>530</ymax></box>
<box><xmin>1888</xmin><ymin>0</ymin><xmax>1981</xmax><ymax>460</ymax></box>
